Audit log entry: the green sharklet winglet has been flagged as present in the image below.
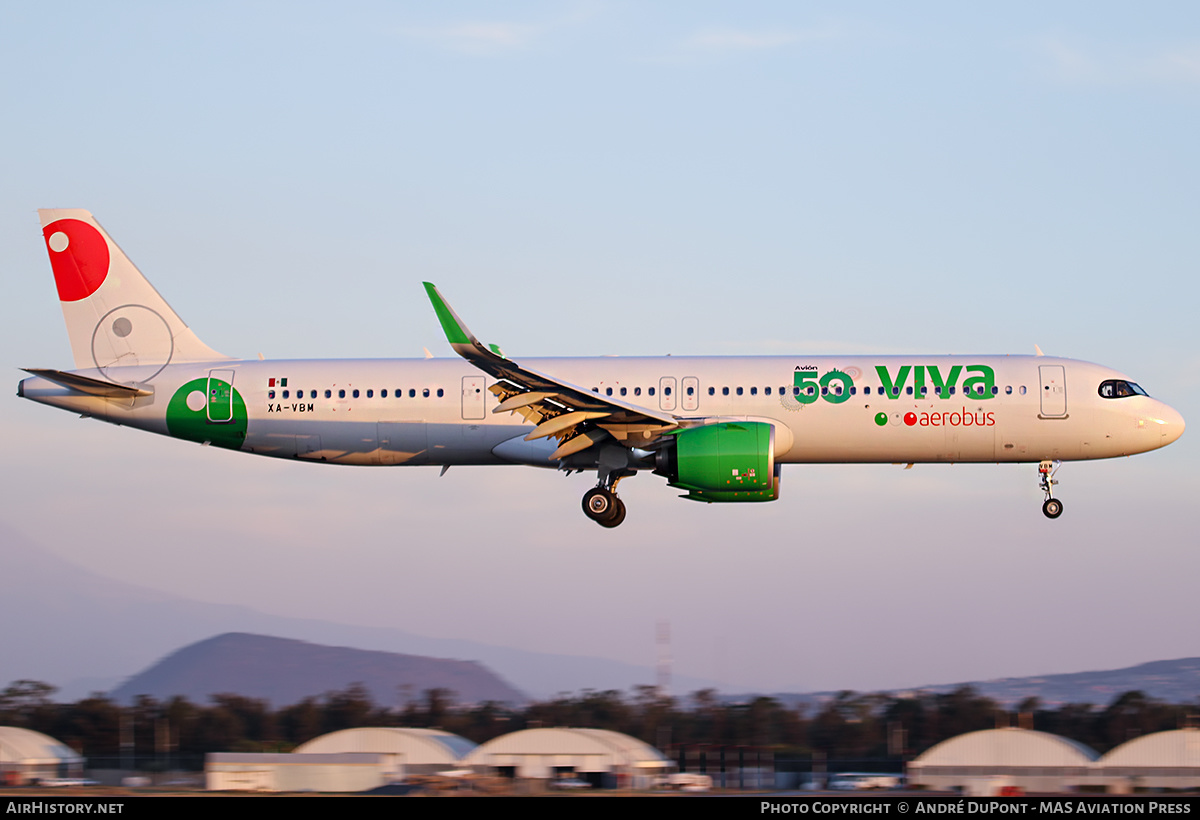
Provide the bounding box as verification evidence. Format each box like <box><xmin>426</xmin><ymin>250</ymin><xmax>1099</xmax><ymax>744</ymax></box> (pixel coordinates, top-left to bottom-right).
<box><xmin>423</xmin><ymin>282</ymin><xmax>474</xmax><ymax>349</ymax></box>
<box><xmin>420</xmin><ymin>282</ymin><xmax>679</xmax><ymax>458</ymax></box>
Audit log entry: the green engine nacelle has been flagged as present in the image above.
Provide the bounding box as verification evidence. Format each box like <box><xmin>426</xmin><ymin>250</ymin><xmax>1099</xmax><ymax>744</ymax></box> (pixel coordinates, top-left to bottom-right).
<box><xmin>662</xmin><ymin>421</ymin><xmax>780</xmax><ymax>503</ymax></box>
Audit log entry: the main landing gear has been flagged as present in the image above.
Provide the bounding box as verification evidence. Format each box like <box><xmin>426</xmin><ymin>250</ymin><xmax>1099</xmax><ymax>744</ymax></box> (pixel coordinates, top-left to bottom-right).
<box><xmin>581</xmin><ymin>454</ymin><xmax>637</xmax><ymax>528</ymax></box>
<box><xmin>1038</xmin><ymin>460</ymin><xmax>1063</xmax><ymax>519</ymax></box>
<box><xmin>582</xmin><ymin>486</ymin><xmax>626</xmax><ymax>528</ymax></box>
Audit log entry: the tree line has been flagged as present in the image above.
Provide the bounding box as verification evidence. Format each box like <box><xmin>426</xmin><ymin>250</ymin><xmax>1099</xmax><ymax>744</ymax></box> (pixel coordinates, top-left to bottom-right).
<box><xmin>1</xmin><ymin>679</ymin><xmax>1195</xmax><ymax>768</ymax></box>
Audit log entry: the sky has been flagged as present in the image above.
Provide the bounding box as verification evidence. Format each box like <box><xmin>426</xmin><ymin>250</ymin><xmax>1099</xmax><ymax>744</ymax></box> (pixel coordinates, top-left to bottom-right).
<box><xmin>1</xmin><ymin>1</ymin><xmax>1198</xmax><ymax>696</ymax></box>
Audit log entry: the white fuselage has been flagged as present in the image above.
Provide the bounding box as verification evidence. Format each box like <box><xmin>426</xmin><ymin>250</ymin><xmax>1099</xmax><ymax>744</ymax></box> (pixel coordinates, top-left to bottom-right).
<box><xmin>18</xmin><ymin>354</ymin><xmax>1185</xmax><ymax>468</ymax></box>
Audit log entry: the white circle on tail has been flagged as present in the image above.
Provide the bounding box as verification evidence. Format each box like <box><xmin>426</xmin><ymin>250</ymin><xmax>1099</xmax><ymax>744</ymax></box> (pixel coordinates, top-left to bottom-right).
<box><xmin>186</xmin><ymin>391</ymin><xmax>206</xmax><ymax>412</ymax></box>
<box><xmin>48</xmin><ymin>232</ymin><xmax>69</xmax><ymax>252</ymax></box>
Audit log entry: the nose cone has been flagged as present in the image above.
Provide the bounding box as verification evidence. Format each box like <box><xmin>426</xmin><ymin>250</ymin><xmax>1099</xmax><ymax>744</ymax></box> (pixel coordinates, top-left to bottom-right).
<box><xmin>1155</xmin><ymin>403</ymin><xmax>1185</xmax><ymax>448</ymax></box>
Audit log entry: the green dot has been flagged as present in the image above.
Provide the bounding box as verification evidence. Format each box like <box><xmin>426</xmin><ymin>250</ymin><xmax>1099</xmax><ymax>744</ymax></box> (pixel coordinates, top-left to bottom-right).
<box><xmin>874</xmin><ymin>412</ymin><xmax>888</xmax><ymax>426</ymax></box>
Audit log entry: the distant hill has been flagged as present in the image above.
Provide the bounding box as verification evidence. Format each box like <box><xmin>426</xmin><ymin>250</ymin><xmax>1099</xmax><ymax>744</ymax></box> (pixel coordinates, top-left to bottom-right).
<box><xmin>906</xmin><ymin>657</ymin><xmax>1200</xmax><ymax>707</ymax></box>
<box><xmin>0</xmin><ymin>523</ymin><xmax>727</xmax><ymax>700</ymax></box>
<box><xmin>766</xmin><ymin>657</ymin><xmax>1200</xmax><ymax>710</ymax></box>
<box><xmin>109</xmin><ymin>633</ymin><xmax>526</xmax><ymax>707</ymax></box>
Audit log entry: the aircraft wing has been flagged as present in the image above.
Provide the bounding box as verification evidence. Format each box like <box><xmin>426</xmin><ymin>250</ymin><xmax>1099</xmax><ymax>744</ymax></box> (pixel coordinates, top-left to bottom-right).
<box><xmin>424</xmin><ymin>283</ymin><xmax>680</xmax><ymax>459</ymax></box>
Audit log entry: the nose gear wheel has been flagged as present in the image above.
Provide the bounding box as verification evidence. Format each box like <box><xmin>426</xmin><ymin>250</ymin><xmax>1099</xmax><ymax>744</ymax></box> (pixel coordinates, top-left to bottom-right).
<box><xmin>1038</xmin><ymin>460</ymin><xmax>1063</xmax><ymax>519</ymax></box>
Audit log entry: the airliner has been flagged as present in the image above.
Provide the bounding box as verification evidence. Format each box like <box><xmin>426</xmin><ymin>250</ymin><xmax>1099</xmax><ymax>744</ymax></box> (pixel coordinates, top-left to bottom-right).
<box><xmin>18</xmin><ymin>210</ymin><xmax>1185</xmax><ymax>527</ymax></box>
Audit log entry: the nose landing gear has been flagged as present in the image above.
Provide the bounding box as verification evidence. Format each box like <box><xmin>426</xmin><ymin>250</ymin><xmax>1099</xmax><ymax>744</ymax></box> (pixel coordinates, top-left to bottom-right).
<box><xmin>1039</xmin><ymin>460</ymin><xmax>1063</xmax><ymax>519</ymax></box>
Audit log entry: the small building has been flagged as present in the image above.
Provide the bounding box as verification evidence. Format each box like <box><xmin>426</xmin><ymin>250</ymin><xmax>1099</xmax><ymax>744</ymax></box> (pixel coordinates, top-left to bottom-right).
<box><xmin>0</xmin><ymin>727</ymin><xmax>85</xmax><ymax>786</ymax></box>
<box><xmin>206</xmin><ymin>752</ymin><xmax>386</xmax><ymax>792</ymax></box>
<box><xmin>462</xmin><ymin>727</ymin><xmax>671</xmax><ymax>789</ymax></box>
<box><xmin>907</xmin><ymin>728</ymin><xmax>1098</xmax><ymax>794</ymax></box>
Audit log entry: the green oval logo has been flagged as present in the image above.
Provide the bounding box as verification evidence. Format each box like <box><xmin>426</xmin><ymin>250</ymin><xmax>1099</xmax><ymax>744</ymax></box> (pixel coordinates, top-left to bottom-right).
<box><xmin>166</xmin><ymin>377</ymin><xmax>248</xmax><ymax>449</ymax></box>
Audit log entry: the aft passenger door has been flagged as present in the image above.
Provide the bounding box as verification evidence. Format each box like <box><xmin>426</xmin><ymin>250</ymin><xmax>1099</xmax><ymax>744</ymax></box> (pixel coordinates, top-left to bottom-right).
<box><xmin>207</xmin><ymin>369</ymin><xmax>236</xmax><ymax>423</ymax></box>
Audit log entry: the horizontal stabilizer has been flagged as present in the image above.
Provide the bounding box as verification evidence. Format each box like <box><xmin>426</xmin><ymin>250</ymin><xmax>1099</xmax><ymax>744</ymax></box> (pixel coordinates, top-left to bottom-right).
<box><xmin>22</xmin><ymin>368</ymin><xmax>152</xmax><ymax>398</ymax></box>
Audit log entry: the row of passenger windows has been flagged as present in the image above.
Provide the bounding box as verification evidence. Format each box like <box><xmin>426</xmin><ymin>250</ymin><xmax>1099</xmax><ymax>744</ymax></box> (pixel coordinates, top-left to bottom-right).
<box><xmin>592</xmin><ymin>385</ymin><xmax>1030</xmax><ymax>397</ymax></box>
<box><xmin>268</xmin><ymin>383</ymin><xmax>1037</xmax><ymax>402</ymax></box>
<box><xmin>268</xmin><ymin>387</ymin><xmax>445</xmax><ymax>400</ymax></box>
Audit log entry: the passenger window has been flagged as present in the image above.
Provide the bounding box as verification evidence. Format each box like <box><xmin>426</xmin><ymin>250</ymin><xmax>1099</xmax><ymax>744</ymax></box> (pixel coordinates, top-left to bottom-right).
<box><xmin>905</xmin><ymin>387</ymin><xmax>913</xmax><ymax>396</ymax></box>
<box><xmin>649</xmin><ymin>387</ymin><xmax>655</xmax><ymax>396</ymax></box>
<box><xmin>686</xmin><ymin>386</ymin><xmax>694</xmax><ymax>396</ymax></box>
<box><xmin>606</xmin><ymin>387</ymin><xmax>613</xmax><ymax>396</ymax></box>
<box><xmin>1005</xmin><ymin>386</ymin><xmax>1012</xmax><ymax>395</ymax></box>
<box><xmin>665</xmin><ymin>386</ymin><xmax>672</xmax><ymax>396</ymax></box>
<box><xmin>381</xmin><ymin>389</ymin><xmax>388</xmax><ymax>398</ymax></box>
<box><xmin>634</xmin><ymin>387</ymin><xmax>641</xmax><ymax>396</ymax></box>
<box><xmin>1020</xmin><ymin>386</ymin><xmax>1027</xmax><ymax>395</ymax></box>
<box><xmin>352</xmin><ymin>389</ymin><xmax>360</xmax><ymax>398</ymax></box>
<box><xmin>367</xmin><ymin>389</ymin><xmax>373</xmax><ymax>398</ymax></box>
<box><xmin>750</xmin><ymin>387</ymin><xmax>757</xmax><ymax>396</ymax></box>
<box><xmin>723</xmin><ymin>387</ymin><xmax>730</xmax><ymax>396</ymax></box>
<box><xmin>708</xmin><ymin>387</ymin><xmax>715</xmax><ymax>396</ymax></box>
<box><xmin>423</xmin><ymin>388</ymin><xmax>430</xmax><ymax>398</ymax></box>
<box><xmin>621</xmin><ymin>387</ymin><xmax>628</xmax><ymax>396</ymax></box>
<box><xmin>269</xmin><ymin>390</ymin><xmax>275</xmax><ymax>399</ymax></box>
<box><xmin>282</xmin><ymin>390</ymin><xmax>289</xmax><ymax>399</ymax></box>
<box><xmin>409</xmin><ymin>389</ymin><xmax>416</xmax><ymax>398</ymax></box>
<box><xmin>325</xmin><ymin>389</ymin><xmax>332</xmax><ymax>399</ymax></box>
<box><xmin>437</xmin><ymin>388</ymin><xmax>444</xmax><ymax>398</ymax></box>
<box><xmin>736</xmin><ymin>387</ymin><xmax>743</xmax><ymax>396</ymax></box>
<box><xmin>338</xmin><ymin>389</ymin><xmax>346</xmax><ymax>399</ymax></box>
<box><xmin>765</xmin><ymin>387</ymin><xmax>772</xmax><ymax>395</ymax></box>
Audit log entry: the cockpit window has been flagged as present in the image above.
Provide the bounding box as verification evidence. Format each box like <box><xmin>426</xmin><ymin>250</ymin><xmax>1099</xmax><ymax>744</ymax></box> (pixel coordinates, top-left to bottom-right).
<box><xmin>1098</xmin><ymin>379</ymin><xmax>1149</xmax><ymax>399</ymax></box>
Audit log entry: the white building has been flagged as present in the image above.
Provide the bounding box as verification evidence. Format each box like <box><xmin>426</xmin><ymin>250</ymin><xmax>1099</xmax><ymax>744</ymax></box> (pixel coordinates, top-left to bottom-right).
<box><xmin>462</xmin><ymin>727</ymin><xmax>671</xmax><ymax>789</ymax></box>
<box><xmin>907</xmin><ymin>728</ymin><xmax>1098</xmax><ymax>794</ymax></box>
<box><xmin>206</xmin><ymin>752</ymin><xmax>386</xmax><ymax>792</ymax></box>
<box><xmin>205</xmin><ymin>726</ymin><xmax>478</xmax><ymax>792</ymax></box>
<box><xmin>1093</xmin><ymin>728</ymin><xmax>1200</xmax><ymax>793</ymax></box>
<box><xmin>0</xmin><ymin>727</ymin><xmax>85</xmax><ymax>785</ymax></box>
<box><xmin>294</xmin><ymin>727</ymin><xmax>476</xmax><ymax>779</ymax></box>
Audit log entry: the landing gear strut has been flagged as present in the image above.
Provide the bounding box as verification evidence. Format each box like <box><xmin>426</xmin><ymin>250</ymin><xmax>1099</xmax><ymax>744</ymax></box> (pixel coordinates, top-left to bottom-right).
<box><xmin>1038</xmin><ymin>460</ymin><xmax>1063</xmax><ymax>519</ymax></box>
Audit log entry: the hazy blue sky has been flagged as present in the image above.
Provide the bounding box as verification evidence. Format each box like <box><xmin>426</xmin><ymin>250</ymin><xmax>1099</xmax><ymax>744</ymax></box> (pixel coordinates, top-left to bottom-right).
<box><xmin>2</xmin><ymin>2</ymin><xmax>1197</xmax><ymax>694</ymax></box>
